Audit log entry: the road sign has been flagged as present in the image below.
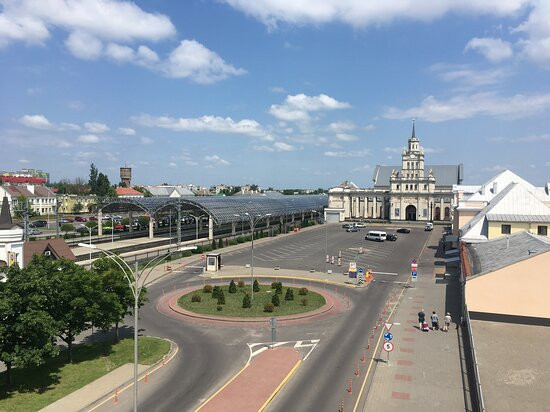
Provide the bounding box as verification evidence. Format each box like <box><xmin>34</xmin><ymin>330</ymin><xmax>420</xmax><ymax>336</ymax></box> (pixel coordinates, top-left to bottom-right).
<box><xmin>411</xmin><ymin>270</ymin><xmax>418</xmax><ymax>281</ymax></box>
<box><xmin>383</xmin><ymin>341</ymin><xmax>394</xmax><ymax>352</ymax></box>
<box><xmin>411</xmin><ymin>258</ymin><xmax>417</xmax><ymax>264</ymax></box>
<box><xmin>384</xmin><ymin>322</ymin><xmax>393</xmax><ymax>331</ymax></box>
<box><xmin>358</xmin><ymin>267</ymin><xmax>364</xmax><ymax>275</ymax></box>
<box><xmin>349</xmin><ymin>261</ymin><xmax>357</xmax><ymax>270</ymax></box>
<box><xmin>384</xmin><ymin>332</ymin><xmax>393</xmax><ymax>341</ymax></box>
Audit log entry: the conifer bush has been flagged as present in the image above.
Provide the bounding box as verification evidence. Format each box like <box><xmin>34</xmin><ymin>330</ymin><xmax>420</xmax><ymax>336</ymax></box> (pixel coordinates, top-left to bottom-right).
<box><xmin>284</xmin><ymin>288</ymin><xmax>294</xmax><ymax>301</ymax></box>
<box><xmin>228</xmin><ymin>279</ymin><xmax>237</xmax><ymax>293</ymax></box>
<box><xmin>253</xmin><ymin>279</ymin><xmax>260</xmax><ymax>292</ymax></box>
<box><xmin>242</xmin><ymin>293</ymin><xmax>251</xmax><ymax>308</ymax></box>
<box><xmin>272</xmin><ymin>293</ymin><xmax>280</xmax><ymax>306</ymax></box>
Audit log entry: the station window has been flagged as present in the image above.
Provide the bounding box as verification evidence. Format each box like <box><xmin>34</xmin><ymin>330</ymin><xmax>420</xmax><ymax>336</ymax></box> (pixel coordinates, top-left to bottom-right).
<box><xmin>405</xmin><ymin>184</ymin><xmax>409</xmax><ymax>190</ymax></box>
<box><xmin>538</xmin><ymin>226</ymin><xmax>548</xmax><ymax>236</ymax></box>
<box><xmin>424</xmin><ymin>184</ymin><xmax>428</xmax><ymax>190</ymax></box>
<box><xmin>501</xmin><ymin>224</ymin><xmax>511</xmax><ymax>234</ymax></box>
<box><xmin>396</xmin><ymin>184</ymin><xmax>400</xmax><ymax>190</ymax></box>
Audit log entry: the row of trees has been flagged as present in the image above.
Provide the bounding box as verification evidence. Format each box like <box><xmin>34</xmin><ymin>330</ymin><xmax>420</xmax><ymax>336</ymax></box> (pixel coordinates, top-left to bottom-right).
<box><xmin>0</xmin><ymin>255</ymin><xmax>146</xmax><ymax>385</ymax></box>
<box><xmin>89</xmin><ymin>163</ymin><xmax>117</xmax><ymax>197</ymax></box>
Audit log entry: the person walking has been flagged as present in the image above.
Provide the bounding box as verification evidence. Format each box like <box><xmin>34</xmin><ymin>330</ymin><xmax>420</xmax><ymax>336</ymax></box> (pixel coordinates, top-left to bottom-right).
<box><xmin>418</xmin><ymin>309</ymin><xmax>426</xmax><ymax>329</ymax></box>
<box><xmin>431</xmin><ymin>311</ymin><xmax>440</xmax><ymax>330</ymax></box>
<box><xmin>443</xmin><ymin>312</ymin><xmax>452</xmax><ymax>332</ymax></box>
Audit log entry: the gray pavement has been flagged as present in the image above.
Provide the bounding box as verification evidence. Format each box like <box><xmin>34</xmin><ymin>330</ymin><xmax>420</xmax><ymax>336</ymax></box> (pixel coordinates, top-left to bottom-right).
<box><xmin>364</xmin><ymin>227</ymin><xmax>469</xmax><ymax>411</ymax></box>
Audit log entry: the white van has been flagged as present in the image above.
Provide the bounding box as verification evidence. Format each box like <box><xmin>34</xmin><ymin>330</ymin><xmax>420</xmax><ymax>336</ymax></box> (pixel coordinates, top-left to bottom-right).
<box><xmin>365</xmin><ymin>231</ymin><xmax>387</xmax><ymax>242</ymax></box>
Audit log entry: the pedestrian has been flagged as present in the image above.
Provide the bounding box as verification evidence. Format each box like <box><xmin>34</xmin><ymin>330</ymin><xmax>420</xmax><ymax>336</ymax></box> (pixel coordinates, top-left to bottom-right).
<box><xmin>443</xmin><ymin>312</ymin><xmax>452</xmax><ymax>332</ymax></box>
<box><xmin>418</xmin><ymin>309</ymin><xmax>425</xmax><ymax>329</ymax></box>
<box><xmin>431</xmin><ymin>311</ymin><xmax>439</xmax><ymax>330</ymax></box>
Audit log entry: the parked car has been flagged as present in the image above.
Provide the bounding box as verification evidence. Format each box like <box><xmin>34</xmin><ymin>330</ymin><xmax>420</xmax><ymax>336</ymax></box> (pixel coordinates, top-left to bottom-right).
<box><xmin>386</xmin><ymin>233</ymin><xmax>398</xmax><ymax>241</ymax></box>
<box><xmin>342</xmin><ymin>223</ymin><xmax>352</xmax><ymax>228</ymax></box>
<box><xmin>425</xmin><ymin>222</ymin><xmax>434</xmax><ymax>231</ymax></box>
<box><xmin>88</xmin><ymin>216</ymin><xmax>98</xmax><ymax>221</ymax></box>
<box><xmin>396</xmin><ymin>228</ymin><xmax>411</xmax><ymax>233</ymax></box>
<box><xmin>58</xmin><ymin>218</ymin><xmax>70</xmax><ymax>225</ymax></box>
<box><xmin>74</xmin><ymin>216</ymin><xmax>87</xmax><ymax>222</ymax></box>
<box><xmin>29</xmin><ymin>220</ymin><xmax>48</xmax><ymax>228</ymax></box>
<box><xmin>114</xmin><ymin>224</ymin><xmax>126</xmax><ymax>231</ymax></box>
<box><xmin>355</xmin><ymin>222</ymin><xmax>366</xmax><ymax>228</ymax></box>
<box><xmin>346</xmin><ymin>226</ymin><xmax>359</xmax><ymax>232</ymax></box>
<box><xmin>28</xmin><ymin>228</ymin><xmax>42</xmax><ymax>235</ymax></box>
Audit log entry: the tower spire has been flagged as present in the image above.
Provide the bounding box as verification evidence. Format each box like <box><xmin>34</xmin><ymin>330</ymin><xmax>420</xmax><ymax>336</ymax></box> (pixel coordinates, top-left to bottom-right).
<box><xmin>0</xmin><ymin>196</ymin><xmax>13</xmax><ymax>228</ymax></box>
<box><xmin>411</xmin><ymin>119</ymin><xmax>416</xmax><ymax>139</ymax></box>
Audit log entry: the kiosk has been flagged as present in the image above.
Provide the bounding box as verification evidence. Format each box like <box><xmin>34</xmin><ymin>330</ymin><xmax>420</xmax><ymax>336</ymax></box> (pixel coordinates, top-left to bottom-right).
<box><xmin>206</xmin><ymin>253</ymin><xmax>222</xmax><ymax>272</ymax></box>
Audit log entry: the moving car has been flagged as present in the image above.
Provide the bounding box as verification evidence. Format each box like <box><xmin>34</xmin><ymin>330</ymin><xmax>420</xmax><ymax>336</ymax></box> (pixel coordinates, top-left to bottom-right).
<box><xmin>386</xmin><ymin>233</ymin><xmax>398</xmax><ymax>241</ymax></box>
<box><xmin>346</xmin><ymin>226</ymin><xmax>359</xmax><ymax>232</ymax></box>
<box><xmin>365</xmin><ymin>230</ymin><xmax>387</xmax><ymax>241</ymax></box>
<box><xmin>355</xmin><ymin>222</ymin><xmax>366</xmax><ymax>228</ymax></box>
<box><xmin>396</xmin><ymin>228</ymin><xmax>411</xmax><ymax>233</ymax></box>
<box><xmin>29</xmin><ymin>220</ymin><xmax>48</xmax><ymax>228</ymax></box>
<box><xmin>342</xmin><ymin>223</ymin><xmax>352</xmax><ymax>228</ymax></box>
<box><xmin>74</xmin><ymin>216</ymin><xmax>87</xmax><ymax>222</ymax></box>
<box><xmin>28</xmin><ymin>228</ymin><xmax>42</xmax><ymax>235</ymax></box>
<box><xmin>425</xmin><ymin>222</ymin><xmax>434</xmax><ymax>231</ymax></box>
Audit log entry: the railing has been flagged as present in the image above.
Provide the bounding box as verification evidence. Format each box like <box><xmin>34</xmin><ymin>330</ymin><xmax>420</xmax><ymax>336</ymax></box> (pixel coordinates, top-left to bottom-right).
<box><xmin>462</xmin><ymin>305</ymin><xmax>485</xmax><ymax>412</ymax></box>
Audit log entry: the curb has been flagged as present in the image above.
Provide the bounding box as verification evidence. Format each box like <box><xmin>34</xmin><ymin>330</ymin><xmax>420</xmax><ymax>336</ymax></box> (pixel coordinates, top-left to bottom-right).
<box><xmin>166</xmin><ymin>284</ymin><xmax>337</xmax><ymax>324</ymax></box>
<box><xmin>84</xmin><ymin>336</ymin><xmax>178</xmax><ymax>412</ymax></box>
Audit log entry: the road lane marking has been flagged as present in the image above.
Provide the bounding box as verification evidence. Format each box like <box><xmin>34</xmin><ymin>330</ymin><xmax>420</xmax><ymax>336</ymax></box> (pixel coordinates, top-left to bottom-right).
<box><xmin>258</xmin><ymin>359</ymin><xmax>302</xmax><ymax>412</ymax></box>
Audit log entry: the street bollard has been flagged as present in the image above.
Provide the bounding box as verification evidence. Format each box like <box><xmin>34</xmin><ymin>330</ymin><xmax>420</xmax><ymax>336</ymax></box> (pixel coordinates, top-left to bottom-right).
<box><xmin>162</xmin><ymin>355</ymin><xmax>165</xmax><ymax>366</ymax></box>
<box><xmin>340</xmin><ymin>399</ymin><xmax>344</xmax><ymax>412</ymax></box>
<box><xmin>371</xmin><ymin>329</ymin><xmax>375</xmax><ymax>338</ymax></box>
<box><xmin>367</xmin><ymin>340</ymin><xmax>370</xmax><ymax>350</ymax></box>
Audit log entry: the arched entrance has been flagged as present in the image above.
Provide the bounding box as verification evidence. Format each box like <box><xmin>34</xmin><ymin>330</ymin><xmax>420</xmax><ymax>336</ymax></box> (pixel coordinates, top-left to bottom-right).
<box><xmin>405</xmin><ymin>205</ymin><xmax>417</xmax><ymax>221</ymax></box>
<box><xmin>444</xmin><ymin>207</ymin><xmax>450</xmax><ymax>220</ymax></box>
<box><xmin>435</xmin><ymin>207</ymin><xmax>441</xmax><ymax>221</ymax></box>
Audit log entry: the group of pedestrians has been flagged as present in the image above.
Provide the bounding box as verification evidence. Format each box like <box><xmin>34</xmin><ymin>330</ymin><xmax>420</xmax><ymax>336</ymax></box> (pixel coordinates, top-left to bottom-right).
<box><xmin>417</xmin><ymin>309</ymin><xmax>452</xmax><ymax>332</ymax></box>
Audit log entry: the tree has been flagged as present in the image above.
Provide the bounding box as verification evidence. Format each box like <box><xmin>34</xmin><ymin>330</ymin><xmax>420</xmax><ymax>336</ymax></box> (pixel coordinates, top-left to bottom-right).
<box><xmin>285</xmin><ymin>288</ymin><xmax>294</xmax><ymax>301</ymax></box>
<box><xmin>211</xmin><ymin>239</ymin><xmax>217</xmax><ymax>250</ymax></box>
<box><xmin>91</xmin><ymin>258</ymin><xmax>147</xmax><ymax>342</ymax></box>
<box><xmin>253</xmin><ymin>279</ymin><xmax>260</xmax><ymax>292</ymax></box>
<box><xmin>217</xmin><ymin>290</ymin><xmax>225</xmax><ymax>305</ymax></box>
<box><xmin>242</xmin><ymin>293</ymin><xmax>251</xmax><ymax>308</ymax></box>
<box><xmin>228</xmin><ymin>279</ymin><xmax>237</xmax><ymax>293</ymax></box>
<box><xmin>73</xmin><ymin>201</ymin><xmax>83</xmax><ymax>214</ymax></box>
<box><xmin>0</xmin><ymin>264</ymin><xmax>58</xmax><ymax>385</ymax></box>
<box><xmin>271</xmin><ymin>294</ymin><xmax>280</xmax><ymax>307</ymax></box>
<box><xmin>61</xmin><ymin>223</ymin><xmax>74</xmax><ymax>236</ymax></box>
<box><xmin>14</xmin><ymin>195</ymin><xmax>35</xmax><ymax>219</ymax></box>
<box><xmin>275</xmin><ymin>282</ymin><xmax>283</xmax><ymax>295</ymax></box>
<box><xmin>218</xmin><ymin>238</ymin><xmax>223</xmax><ymax>249</ymax></box>
<box><xmin>89</xmin><ymin>163</ymin><xmax>98</xmax><ymax>194</ymax></box>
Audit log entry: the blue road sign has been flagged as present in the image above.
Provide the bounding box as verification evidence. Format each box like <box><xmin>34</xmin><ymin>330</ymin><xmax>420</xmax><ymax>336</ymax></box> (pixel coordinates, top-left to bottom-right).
<box><xmin>411</xmin><ymin>270</ymin><xmax>417</xmax><ymax>279</ymax></box>
<box><xmin>358</xmin><ymin>267</ymin><xmax>364</xmax><ymax>275</ymax></box>
<box><xmin>384</xmin><ymin>332</ymin><xmax>393</xmax><ymax>341</ymax></box>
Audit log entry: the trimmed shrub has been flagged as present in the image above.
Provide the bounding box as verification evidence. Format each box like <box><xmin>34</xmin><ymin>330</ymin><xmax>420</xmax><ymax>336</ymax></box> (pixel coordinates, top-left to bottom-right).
<box><xmin>284</xmin><ymin>288</ymin><xmax>294</xmax><ymax>301</ymax></box>
<box><xmin>237</xmin><ymin>280</ymin><xmax>245</xmax><ymax>288</ymax></box>
<box><xmin>228</xmin><ymin>279</ymin><xmax>237</xmax><ymax>293</ymax></box>
<box><xmin>212</xmin><ymin>285</ymin><xmax>221</xmax><ymax>299</ymax></box>
<box><xmin>202</xmin><ymin>245</ymin><xmax>213</xmax><ymax>252</ymax></box>
<box><xmin>264</xmin><ymin>302</ymin><xmax>275</xmax><ymax>312</ymax></box>
<box><xmin>275</xmin><ymin>282</ymin><xmax>283</xmax><ymax>295</ymax></box>
<box><xmin>217</xmin><ymin>305</ymin><xmax>223</xmax><ymax>311</ymax></box>
<box><xmin>298</xmin><ymin>287</ymin><xmax>309</xmax><ymax>296</ymax></box>
<box><xmin>191</xmin><ymin>293</ymin><xmax>201</xmax><ymax>303</ymax></box>
<box><xmin>182</xmin><ymin>250</ymin><xmax>193</xmax><ymax>257</ymax></box>
<box><xmin>271</xmin><ymin>282</ymin><xmax>278</xmax><ymax>289</ymax></box>
<box><xmin>229</xmin><ymin>239</ymin><xmax>238</xmax><ymax>246</ymax></box>
<box><xmin>218</xmin><ymin>238</ymin><xmax>223</xmax><ymax>249</ymax></box>
<box><xmin>272</xmin><ymin>294</ymin><xmax>280</xmax><ymax>307</ymax></box>
<box><xmin>211</xmin><ymin>239</ymin><xmax>217</xmax><ymax>250</ymax></box>
<box><xmin>301</xmin><ymin>298</ymin><xmax>309</xmax><ymax>306</ymax></box>
<box><xmin>242</xmin><ymin>293</ymin><xmax>251</xmax><ymax>308</ymax></box>
<box><xmin>217</xmin><ymin>290</ymin><xmax>225</xmax><ymax>305</ymax></box>
<box><xmin>253</xmin><ymin>279</ymin><xmax>260</xmax><ymax>292</ymax></box>
<box><xmin>203</xmin><ymin>284</ymin><xmax>213</xmax><ymax>293</ymax></box>
<box><xmin>236</xmin><ymin>236</ymin><xmax>245</xmax><ymax>244</ymax></box>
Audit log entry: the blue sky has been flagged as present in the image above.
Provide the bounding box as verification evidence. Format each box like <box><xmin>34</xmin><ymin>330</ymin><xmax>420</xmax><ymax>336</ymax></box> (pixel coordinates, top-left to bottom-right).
<box><xmin>1</xmin><ymin>0</ymin><xmax>549</xmax><ymax>188</ymax></box>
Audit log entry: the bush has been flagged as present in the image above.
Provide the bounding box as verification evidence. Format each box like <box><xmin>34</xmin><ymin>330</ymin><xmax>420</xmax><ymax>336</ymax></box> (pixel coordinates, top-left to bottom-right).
<box><xmin>298</xmin><ymin>287</ymin><xmax>309</xmax><ymax>296</ymax></box>
<box><xmin>202</xmin><ymin>245</ymin><xmax>213</xmax><ymax>252</ymax></box>
<box><xmin>301</xmin><ymin>298</ymin><xmax>309</xmax><ymax>306</ymax></box>
<box><xmin>191</xmin><ymin>293</ymin><xmax>201</xmax><ymax>302</ymax></box>
<box><xmin>182</xmin><ymin>250</ymin><xmax>193</xmax><ymax>257</ymax></box>
<box><xmin>203</xmin><ymin>284</ymin><xmax>213</xmax><ymax>293</ymax></box>
<box><xmin>211</xmin><ymin>239</ymin><xmax>217</xmax><ymax>250</ymax></box>
<box><xmin>193</xmin><ymin>245</ymin><xmax>203</xmax><ymax>254</ymax></box>
<box><xmin>237</xmin><ymin>280</ymin><xmax>245</xmax><ymax>288</ymax></box>
<box><xmin>242</xmin><ymin>293</ymin><xmax>251</xmax><ymax>308</ymax></box>
<box><xmin>272</xmin><ymin>294</ymin><xmax>280</xmax><ymax>306</ymax></box>
<box><xmin>264</xmin><ymin>302</ymin><xmax>274</xmax><ymax>312</ymax></box>
<box><xmin>229</xmin><ymin>239</ymin><xmax>238</xmax><ymax>246</ymax></box>
<box><xmin>228</xmin><ymin>279</ymin><xmax>237</xmax><ymax>293</ymax></box>
<box><xmin>217</xmin><ymin>290</ymin><xmax>225</xmax><ymax>305</ymax></box>
<box><xmin>253</xmin><ymin>279</ymin><xmax>260</xmax><ymax>292</ymax></box>
<box><xmin>284</xmin><ymin>288</ymin><xmax>294</xmax><ymax>301</ymax></box>
<box><xmin>275</xmin><ymin>282</ymin><xmax>283</xmax><ymax>295</ymax></box>
<box><xmin>236</xmin><ymin>236</ymin><xmax>245</xmax><ymax>244</ymax></box>
<box><xmin>271</xmin><ymin>282</ymin><xmax>278</xmax><ymax>289</ymax></box>
<box><xmin>217</xmin><ymin>305</ymin><xmax>223</xmax><ymax>311</ymax></box>
<box><xmin>218</xmin><ymin>238</ymin><xmax>223</xmax><ymax>249</ymax></box>
<box><xmin>212</xmin><ymin>285</ymin><xmax>221</xmax><ymax>299</ymax></box>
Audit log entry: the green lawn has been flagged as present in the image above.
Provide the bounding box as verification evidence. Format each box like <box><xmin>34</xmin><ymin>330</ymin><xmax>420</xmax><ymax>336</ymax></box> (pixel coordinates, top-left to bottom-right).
<box><xmin>0</xmin><ymin>336</ymin><xmax>170</xmax><ymax>412</ymax></box>
<box><xmin>178</xmin><ymin>283</ymin><xmax>325</xmax><ymax>317</ymax></box>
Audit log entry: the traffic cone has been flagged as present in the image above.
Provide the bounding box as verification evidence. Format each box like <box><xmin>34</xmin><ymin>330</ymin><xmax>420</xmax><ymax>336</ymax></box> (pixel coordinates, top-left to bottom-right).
<box><xmin>361</xmin><ymin>352</ymin><xmax>365</xmax><ymax>363</ymax></box>
<box><xmin>371</xmin><ymin>329</ymin><xmax>374</xmax><ymax>338</ymax></box>
<box><xmin>367</xmin><ymin>340</ymin><xmax>370</xmax><ymax>350</ymax></box>
<box><xmin>355</xmin><ymin>363</ymin><xmax>360</xmax><ymax>377</ymax></box>
<box><xmin>340</xmin><ymin>399</ymin><xmax>344</xmax><ymax>412</ymax></box>
<box><xmin>115</xmin><ymin>387</ymin><xmax>119</xmax><ymax>404</ymax></box>
<box><xmin>348</xmin><ymin>379</ymin><xmax>353</xmax><ymax>395</ymax></box>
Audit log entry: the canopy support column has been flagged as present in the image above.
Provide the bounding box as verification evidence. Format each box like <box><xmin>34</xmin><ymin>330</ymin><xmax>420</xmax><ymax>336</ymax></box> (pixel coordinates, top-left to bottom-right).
<box><xmin>98</xmin><ymin>209</ymin><xmax>103</xmax><ymax>236</ymax></box>
<box><xmin>128</xmin><ymin>211</ymin><xmax>133</xmax><ymax>233</ymax></box>
<box><xmin>177</xmin><ymin>207</ymin><xmax>181</xmax><ymax>246</ymax></box>
<box><xmin>149</xmin><ymin>217</ymin><xmax>154</xmax><ymax>239</ymax></box>
<box><xmin>208</xmin><ymin>217</ymin><xmax>213</xmax><ymax>240</ymax></box>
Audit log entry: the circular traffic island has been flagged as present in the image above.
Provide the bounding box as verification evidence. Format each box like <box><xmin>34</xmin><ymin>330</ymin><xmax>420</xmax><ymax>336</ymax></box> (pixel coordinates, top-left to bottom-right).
<box><xmin>177</xmin><ymin>281</ymin><xmax>325</xmax><ymax>317</ymax></box>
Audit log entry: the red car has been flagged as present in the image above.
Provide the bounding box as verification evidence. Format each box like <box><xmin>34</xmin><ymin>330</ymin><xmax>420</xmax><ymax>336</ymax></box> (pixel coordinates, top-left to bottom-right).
<box><xmin>74</xmin><ymin>216</ymin><xmax>87</xmax><ymax>222</ymax></box>
<box><xmin>114</xmin><ymin>224</ymin><xmax>126</xmax><ymax>231</ymax></box>
<box><xmin>89</xmin><ymin>216</ymin><xmax>98</xmax><ymax>221</ymax></box>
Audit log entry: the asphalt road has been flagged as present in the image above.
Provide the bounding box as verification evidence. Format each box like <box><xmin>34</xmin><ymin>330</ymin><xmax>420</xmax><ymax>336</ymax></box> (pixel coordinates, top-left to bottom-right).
<box><xmin>98</xmin><ymin>223</ymin><xmax>431</xmax><ymax>411</ymax></box>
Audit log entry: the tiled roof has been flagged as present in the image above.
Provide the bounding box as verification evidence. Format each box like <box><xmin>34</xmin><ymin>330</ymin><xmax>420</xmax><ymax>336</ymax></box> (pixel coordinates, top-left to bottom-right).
<box><xmin>1</xmin><ymin>185</ymin><xmax>54</xmax><ymax>198</ymax></box>
<box><xmin>24</xmin><ymin>238</ymin><xmax>76</xmax><ymax>266</ymax></box>
<box><xmin>372</xmin><ymin>164</ymin><xmax>462</xmax><ymax>187</ymax></box>
<box><xmin>115</xmin><ymin>187</ymin><xmax>143</xmax><ymax>196</ymax></box>
<box><xmin>466</xmin><ymin>231</ymin><xmax>550</xmax><ymax>277</ymax></box>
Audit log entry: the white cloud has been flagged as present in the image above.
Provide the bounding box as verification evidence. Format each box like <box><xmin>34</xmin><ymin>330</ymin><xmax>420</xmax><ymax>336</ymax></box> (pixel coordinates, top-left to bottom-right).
<box><xmin>465</xmin><ymin>37</ymin><xmax>513</xmax><ymax>62</ymax></box>
<box><xmin>84</xmin><ymin>122</ymin><xmax>110</xmax><ymax>133</ymax></box>
<box><xmin>118</xmin><ymin>127</ymin><xmax>136</xmax><ymax>135</ymax></box>
<box><xmin>324</xmin><ymin>149</ymin><xmax>370</xmax><ymax>157</ymax></box>
<box><xmin>105</xmin><ymin>42</ymin><xmax>135</xmax><ymax>62</ymax></box>
<box><xmin>60</xmin><ymin>122</ymin><xmax>81</xmax><ymax>131</ymax></box>
<box><xmin>273</xmin><ymin>141</ymin><xmax>296</xmax><ymax>151</ymax></box>
<box><xmin>270</xmin><ymin>93</ymin><xmax>350</xmax><ymax>122</ymax></box>
<box><xmin>489</xmin><ymin>133</ymin><xmax>550</xmax><ymax>143</ymax></box>
<box><xmin>269</xmin><ymin>86</ymin><xmax>286</xmax><ymax>93</ymax></box>
<box><xmin>513</xmin><ymin>2</ymin><xmax>550</xmax><ymax>69</ymax></box>
<box><xmin>0</xmin><ymin>0</ymin><xmax>175</xmax><ymax>48</ymax></box>
<box><xmin>78</xmin><ymin>134</ymin><xmax>101</xmax><ymax>144</ymax></box>
<box><xmin>204</xmin><ymin>154</ymin><xmax>230</xmax><ymax>166</ymax></box>
<box><xmin>253</xmin><ymin>145</ymin><xmax>275</xmax><ymax>152</ymax></box>
<box><xmin>133</xmin><ymin>114</ymin><xmax>272</xmax><ymax>140</ymax></box>
<box><xmin>223</xmin><ymin>1</ymin><xmax>528</xmax><ymax>29</ymax></box>
<box><xmin>136</xmin><ymin>45</ymin><xmax>159</xmax><ymax>64</ymax></box>
<box><xmin>335</xmin><ymin>133</ymin><xmax>358</xmax><ymax>142</ymax></box>
<box><xmin>65</xmin><ymin>31</ymin><xmax>103</xmax><ymax>60</ymax></box>
<box><xmin>19</xmin><ymin>114</ymin><xmax>53</xmax><ymax>129</ymax></box>
<box><xmin>140</xmin><ymin>137</ymin><xmax>153</xmax><ymax>145</ymax></box>
<box><xmin>384</xmin><ymin>147</ymin><xmax>403</xmax><ymax>153</ymax></box>
<box><xmin>329</xmin><ymin>120</ymin><xmax>356</xmax><ymax>132</ymax></box>
<box><xmin>18</xmin><ymin>159</ymin><xmax>30</xmax><ymax>164</ymax></box>
<box><xmin>430</xmin><ymin>63</ymin><xmax>512</xmax><ymax>88</ymax></box>
<box><xmin>384</xmin><ymin>92</ymin><xmax>550</xmax><ymax>122</ymax></box>
<box><xmin>168</xmin><ymin>162</ymin><xmax>177</xmax><ymax>168</ymax></box>
<box><xmin>365</xmin><ymin>124</ymin><xmax>376</xmax><ymax>131</ymax></box>
<box><xmin>423</xmin><ymin>147</ymin><xmax>441</xmax><ymax>154</ymax></box>
<box><xmin>162</xmin><ymin>40</ymin><xmax>246</xmax><ymax>84</ymax></box>
<box><xmin>482</xmin><ymin>164</ymin><xmax>507</xmax><ymax>172</ymax></box>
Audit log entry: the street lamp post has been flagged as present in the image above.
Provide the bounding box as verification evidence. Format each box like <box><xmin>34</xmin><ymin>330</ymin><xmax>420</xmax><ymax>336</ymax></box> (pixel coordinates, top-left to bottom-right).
<box><xmin>111</xmin><ymin>216</ymin><xmax>114</xmax><ymax>243</ymax></box>
<box><xmin>311</xmin><ymin>209</ymin><xmax>328</xmax><ymax>273</ymax></box>
<box><xmin>244</xmin><ymin>212</ymin><xmax>271</xmax><ymax>299</ymax></box>
<box><xmin>78</xmin><ymin>243</ymin><xmax>196</xmax><ymax>412</ymax></box>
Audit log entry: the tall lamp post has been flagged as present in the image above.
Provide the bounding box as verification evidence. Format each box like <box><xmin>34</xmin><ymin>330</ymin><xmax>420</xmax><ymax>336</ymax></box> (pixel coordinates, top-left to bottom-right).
<box><xmin>311</xmin><ymin>209</ymin><xmax>328</xmax><ymax>273</ymax></box>
<box><xmin>244</xmin><ymin>212</ymin><xmax>271</xmax><ymax>299</ymax></box>
<box><xmin>78</xmin><ymin>243</ymin><xmax>196</xmax><ymax>412</ymax></box>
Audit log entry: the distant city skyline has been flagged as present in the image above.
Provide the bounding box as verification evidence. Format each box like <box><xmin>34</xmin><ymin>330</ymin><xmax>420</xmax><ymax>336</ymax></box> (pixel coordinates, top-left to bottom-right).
<box><xmin>1</xmin><ymin>1</ymin><xmax>549</xmax><ymax>187</ymax></box>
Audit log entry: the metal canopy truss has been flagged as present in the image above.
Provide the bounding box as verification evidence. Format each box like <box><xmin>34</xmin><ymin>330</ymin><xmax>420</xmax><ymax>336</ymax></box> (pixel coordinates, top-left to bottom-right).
<box><xmin>94</xmin><ymin>195</ymin><xmax>327</xmax><ymax>225</ymax></box>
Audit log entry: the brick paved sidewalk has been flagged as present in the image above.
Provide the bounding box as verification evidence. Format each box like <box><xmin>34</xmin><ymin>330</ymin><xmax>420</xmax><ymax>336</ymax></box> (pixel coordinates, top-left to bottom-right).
<box><xmin>198</xmin><ymin>347</ymin><xmax>301</xmax><ymax>412</ymax></box>
<box><xmin>364</xmin><ymin>228</ymin><xmax>467</xmax><ymax>411</ymax></box>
